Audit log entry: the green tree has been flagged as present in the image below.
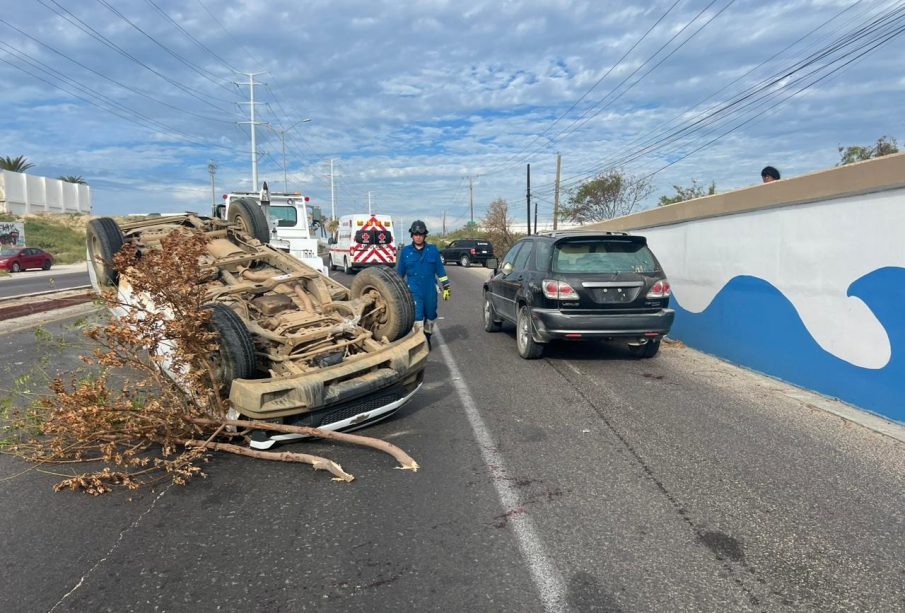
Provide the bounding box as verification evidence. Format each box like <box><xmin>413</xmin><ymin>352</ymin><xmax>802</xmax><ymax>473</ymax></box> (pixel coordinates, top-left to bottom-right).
<box><xmin>560</xmin><ymin>169</ymin><xmax>652</xmax><ymax>223</ymax></box>
<box><xmin>57</xmin><ymin>176</ymin><xmax>86</xmax><ymax>184</ymax></box>
<box><xmin>658</xmin><ymin>179</ymin><xmax>716</xmax><ymax>206</ymax></box>
<box><xmin>0</xmin><ymin>155</ymin><xmax>35</xmax><ymax>173</ymax></box>
<box><xmin>837</xmin><ymin>135</ymin><xmax>899</xmax><ymax>165</ymax></box>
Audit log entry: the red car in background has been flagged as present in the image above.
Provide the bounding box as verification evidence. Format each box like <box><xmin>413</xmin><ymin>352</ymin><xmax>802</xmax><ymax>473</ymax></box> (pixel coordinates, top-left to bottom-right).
<box><xmin>0</xmin><ymin>247</ymin><xmax>54</xmax><ymax>272</ymax></box>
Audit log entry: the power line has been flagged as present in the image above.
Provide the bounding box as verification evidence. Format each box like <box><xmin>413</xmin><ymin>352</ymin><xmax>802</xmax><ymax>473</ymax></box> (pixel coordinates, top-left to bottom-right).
<box><xmin>0</xmin><ymin>45</ymin><xmax>239</xmax><ymax>152</ymax></box>
<box><xmin>480</xmin><ymin>0</ymin><xmax>683</xmax><ymax>176</ymax></box>
<box><xmin>37</xmin><ymin>0</ymin><xmax>235</xmax><ymax>113</ymax></box>
<box><xmin>96</xmin><ymin>0</ymin><xmax>235</xmax><ymax>93</ymax></box>
<box><xmin>143</xmin><ymin>0</ymin><xmax>240</xmax><ymax>73</ymax></box>
<box><xmin>0</xmin><ymin>18</ymin><xmax>237</xmax><ymax>125</ymax></box>
<box><xmin>530</xmin><ymin>2</ymin><xmax>905</xmax><ymax>198</ymax></box>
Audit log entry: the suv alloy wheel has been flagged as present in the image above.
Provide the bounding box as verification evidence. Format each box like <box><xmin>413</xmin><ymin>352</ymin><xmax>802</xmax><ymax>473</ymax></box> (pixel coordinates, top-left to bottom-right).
<box><xmin>516</xmin><ymin>305</ymin><xmax>543</xmax><ymax>359</ymax></box>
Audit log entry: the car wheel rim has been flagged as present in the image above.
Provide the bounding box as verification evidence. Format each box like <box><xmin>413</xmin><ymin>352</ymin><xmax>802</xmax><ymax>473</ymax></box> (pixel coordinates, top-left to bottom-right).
<box><xmin>517</xmin><ymin>312</ymin><xmax>527</xmax><ymax>350</ymax></box>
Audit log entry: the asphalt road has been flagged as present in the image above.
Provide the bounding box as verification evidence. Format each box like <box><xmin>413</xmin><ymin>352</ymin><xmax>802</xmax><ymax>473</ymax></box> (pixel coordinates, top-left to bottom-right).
<box><xmin>0</xmin><ymin>263</ymin><xmax>90</xmax><ymax>298</ymax></box>
<box><xmin>1</xmin><ymin>264</ymin><xmax>903</xmax><ymax>612</ymax></box>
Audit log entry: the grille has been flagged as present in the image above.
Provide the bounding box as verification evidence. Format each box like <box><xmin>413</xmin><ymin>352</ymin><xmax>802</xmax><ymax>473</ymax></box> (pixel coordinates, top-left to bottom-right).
<box><xmin>315</xmin><ymin>391</ymin><xmax>404</xmax><ymax>425</ymax></box>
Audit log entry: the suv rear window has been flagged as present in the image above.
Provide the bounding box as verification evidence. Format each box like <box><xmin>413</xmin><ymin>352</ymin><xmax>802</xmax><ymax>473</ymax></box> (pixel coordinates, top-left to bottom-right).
<box><xmin>552</xmin><ymin>239</ymin><xmax>657</xmax><ymax>274</ymax></box>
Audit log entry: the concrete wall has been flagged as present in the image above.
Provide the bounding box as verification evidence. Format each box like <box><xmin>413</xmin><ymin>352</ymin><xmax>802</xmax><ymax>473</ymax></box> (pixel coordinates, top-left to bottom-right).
<box><xmin>0</xmin><ymin>171</ymin><xmax>91</xmax><ymax>215</ymax></box>
<box><xmin>586</xmin><ymin>153</ymin><xmax>905</xmax><ymax>424</ymax></box>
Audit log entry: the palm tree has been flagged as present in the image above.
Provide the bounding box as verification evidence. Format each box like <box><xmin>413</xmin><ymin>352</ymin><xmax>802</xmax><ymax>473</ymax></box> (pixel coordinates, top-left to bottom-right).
<box><xmin>0</xmin><ymin>155</ymin><xmax>35</xmax><ymax>173</ymax></box>
<box><xmin>58</xmin><ymin>176</ymin><xmax>87</xmax><ymax>184</ymax></box>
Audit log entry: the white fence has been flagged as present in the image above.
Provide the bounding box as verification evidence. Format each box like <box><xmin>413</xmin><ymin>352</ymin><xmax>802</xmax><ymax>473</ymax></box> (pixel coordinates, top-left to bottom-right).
<box><xmin>0</xmin><ymin>170</ymin><xmax>91</xmax><ymax>215</ymax></box>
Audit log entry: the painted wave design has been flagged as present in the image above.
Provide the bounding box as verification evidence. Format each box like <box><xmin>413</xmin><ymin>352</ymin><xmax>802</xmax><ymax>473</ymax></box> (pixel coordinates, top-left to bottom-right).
<box><xmin>669</xmin><ymin>268</ymin><xmax>904</xmax><ymax>423</ymax></box>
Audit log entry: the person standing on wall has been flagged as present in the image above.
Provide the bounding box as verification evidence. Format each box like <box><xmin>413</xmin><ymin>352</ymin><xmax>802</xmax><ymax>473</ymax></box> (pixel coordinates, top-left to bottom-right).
<box><xmin>396</xmin><ymin>220</ymin><xmax>450</xmax><ymax>349</ymax></box>
<box><xmin>761</xmin><ymin>166</ymin><xmax>781</xmax><ymax>183</ymax></box>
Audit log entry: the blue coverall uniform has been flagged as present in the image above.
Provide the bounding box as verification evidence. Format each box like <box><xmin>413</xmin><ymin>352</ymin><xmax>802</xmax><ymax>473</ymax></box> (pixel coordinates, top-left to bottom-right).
<box><xmin>397</xmin><ymin>242</ymin><xmax>449</xmax><ymax>326</ymax></box>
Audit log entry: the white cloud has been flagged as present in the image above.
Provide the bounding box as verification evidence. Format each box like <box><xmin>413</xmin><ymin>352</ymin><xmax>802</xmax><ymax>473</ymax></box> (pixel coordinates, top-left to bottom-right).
<box><xmin>0</xmin><ymin>0</ymin><xmax>901</xmax><ymax>227</ymax></box>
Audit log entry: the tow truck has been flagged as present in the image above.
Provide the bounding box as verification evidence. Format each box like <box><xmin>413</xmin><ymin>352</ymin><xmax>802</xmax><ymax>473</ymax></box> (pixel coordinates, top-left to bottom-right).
<box><xmin>213</xmin><ymin>182</ymin><xmax>329</xmax><ymax>276</ymax></box>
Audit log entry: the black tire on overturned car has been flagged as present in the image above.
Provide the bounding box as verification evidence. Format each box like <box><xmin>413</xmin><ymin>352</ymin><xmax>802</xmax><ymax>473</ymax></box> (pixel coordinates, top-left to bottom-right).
<box><xmin>86</xmin><ymin>217</ymin><xmax>125</xmax><ymax>287</ymax></box>
<box><xmin>350</xmin><ymin>267</ymin><xmax>416</xmax><ymax>342</ymax></box>
<box><xmin>203</xmin><ymin>303</ymin><xmax>257</xmax><ymax>392</ymax></box>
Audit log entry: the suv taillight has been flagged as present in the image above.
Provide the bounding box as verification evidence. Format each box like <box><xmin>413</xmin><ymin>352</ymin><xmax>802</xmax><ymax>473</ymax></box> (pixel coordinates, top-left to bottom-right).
<box><xmin>470</xmin><ymin>248</ymin><xmax>476</xmax><ymax>255</ymax></box>
<box><xmin>646</xmin><ymin>279</ymin><xmax>671</xmax><ymax>298</ymax></box>
<box><xmin>542</xmin><ymin>280</ymin><xmax>579</xmax><ymax>301</ymax></box>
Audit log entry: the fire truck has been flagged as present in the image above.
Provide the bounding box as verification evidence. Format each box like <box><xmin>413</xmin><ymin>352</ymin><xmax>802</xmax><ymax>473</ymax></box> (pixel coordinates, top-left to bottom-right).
<box><xmin>328</xmin><ymin>214</ymin><xmax>396</xmax><ymax>274</ymax></box>
<box><xmin>213</xmin><ymin>183</ymin><xmax>328</xmax><ymax>276</ymax></box>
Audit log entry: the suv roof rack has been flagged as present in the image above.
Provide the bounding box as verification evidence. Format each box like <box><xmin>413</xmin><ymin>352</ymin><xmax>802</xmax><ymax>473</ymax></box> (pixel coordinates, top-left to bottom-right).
<box><xmin>535</xmin><ymin>229</ymin><xmax>631</xmax><ymax>237</ymax></box>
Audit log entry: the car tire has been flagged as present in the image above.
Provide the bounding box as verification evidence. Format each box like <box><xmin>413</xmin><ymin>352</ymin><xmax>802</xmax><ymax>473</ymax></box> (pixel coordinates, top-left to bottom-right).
<box><xmin>516</xmin><ymin>305</ymin><xmax>543</xmax><ymax>359</ymax></box>
<box><xmin>11</xmin><ymin>262</ymin><xmax>21</xmax><ymax>273</ymax></box>
<box><xmin>342</xmin><ymin>257</ymin><xmax>352</xmax><ymax>275</ymax></box>
<box><xmin>459</xmin><ymin>254</ymin><xmax>470</xmax><ymax>267</ymax></box>
<box><xmin>351</xmin><ymin>267</ymin><xmax>415</xmax><ymax>342</ymax></box>
<box><xmin>629</xmin><ymin>339</ymin><xmax>661</xmax><ymax>358</ymax></box>
<box><xmin>483</xmin><ymin>294</ymin><xmax>502</xmax><ymax>332</ymax></box>
<box><xmin>228</xmin><ymin>198</ymin><xmax>270</xmax><ymax>244</ymax></box>
<box><xmin>203</xmin><ymin>303</ymin><xmax>257</xmax><ymax>394</ymax></box>
<box><xmin>86</xmin><ymin>217</ymin><xmax>124</xmax><ymax>287</ymax></box>
<box><xmin>42</xmin><ymin>260</ymin><xmax>51</xmax><ymax>270</ymax></box>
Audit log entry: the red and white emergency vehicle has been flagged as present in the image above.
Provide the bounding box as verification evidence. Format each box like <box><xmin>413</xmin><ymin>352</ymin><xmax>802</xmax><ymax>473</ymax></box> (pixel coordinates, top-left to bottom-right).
<box><xmin>328</xmin><ymin>214</ymin><xmax>396</xmax><ymax>274</ymax></box>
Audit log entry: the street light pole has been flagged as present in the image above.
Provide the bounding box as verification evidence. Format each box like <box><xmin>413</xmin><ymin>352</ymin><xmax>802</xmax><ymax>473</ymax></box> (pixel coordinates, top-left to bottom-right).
<box><xmin>274</xmin><ymin>118</ymin><xmax>311</xmax><ymax>192</ymax></box>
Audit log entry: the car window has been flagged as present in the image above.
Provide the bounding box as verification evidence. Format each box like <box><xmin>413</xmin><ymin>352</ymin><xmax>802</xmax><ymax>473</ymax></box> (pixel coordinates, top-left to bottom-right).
<box><xmin>534</xmin><ymin>240</ymin><xmax>553</xmax><ymax>272</ymax></box>
<box><xmin>449</xmin><ymin>241</ymin><xmax>459</xmax><ymax>249</ymax></box>
<box><xmin>552</xmin><ymin>239</ymin><xmax>657</xmax><ymax>274</ymax></box>
<box><xmin>501</xmin><ymin>241</ymin><xmax>524</xmax><ymax>268</ymax></box>
<box><xmin>513</xmin><ymin>241</ymin><xmax>534</xmax><ymax>272</ymax></box>
<box><xmin>476</xmin><ymin>241</ymin><xmax>492</xmax><ymax>250</ymax></box>
<box><xmin>270</xmin><ymin>205</ymin><xmax>297</xmax><ymax>227</ymax></box>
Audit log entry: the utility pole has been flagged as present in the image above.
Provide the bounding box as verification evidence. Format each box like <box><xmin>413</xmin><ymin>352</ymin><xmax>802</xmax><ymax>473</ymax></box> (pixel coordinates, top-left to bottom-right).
<box><xmin>367</xmin><ymin>191</ymin><xmax>372</xmax><ymax>215</ymax></box>
<box><xmin>329</xmin><ymin>159</ymin><xmax>336</xmax><ymax>221</ymax></box>
<box><xmin>553</xmin><ymin>153</ymin><xmax>562</xmax><ymax>231</ymax></box>
<box><xmin>526</xmin><ymin>163</ymin><xmax>531</xmax><ymax>235</ymax></box>
<box><xmin>207</xmin><ymin>160</ymin><xmax>217</xmax><ymax>206</ymax></box>
<box><xmin>273</xmin><ymin>118</ymin><xmax>311</xmax><ymax>192</ymax></box>
<box><xmin>468</xmin><ymin>176</ymin><xmax>474</xmax><ymax>225</ymax></box>
<box><xmin>534</xmin><ymin>199</ymin><xmax>538</xmax><ymax>235</ymax></box>
<box><xmin>442</xmin><ymin>210</ymin><xmax>447</xmax><ymax>235</ymax></box>
<box><xmin>236</xmin><ymin>72</ymin><xmax>267</xmax><ymax>191</ymax></box>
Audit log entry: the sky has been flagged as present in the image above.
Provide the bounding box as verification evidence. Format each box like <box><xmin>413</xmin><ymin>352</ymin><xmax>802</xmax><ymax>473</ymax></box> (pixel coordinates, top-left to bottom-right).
<box><xmin>1</xmin><ymin>0</ymin><xmax>903</xmax><ymax>233</ymax></box>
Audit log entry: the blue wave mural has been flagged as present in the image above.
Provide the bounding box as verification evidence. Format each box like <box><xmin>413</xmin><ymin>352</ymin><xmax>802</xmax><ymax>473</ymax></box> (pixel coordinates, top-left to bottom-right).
<box><xmin>670</xmin><ymin>268</ymin><xmax>904</xmax><ymax>424</ymax></box>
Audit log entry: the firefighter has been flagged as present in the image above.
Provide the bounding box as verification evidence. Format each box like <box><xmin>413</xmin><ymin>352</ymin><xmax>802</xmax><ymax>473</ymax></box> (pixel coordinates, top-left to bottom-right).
<box><xmin>396</xmin><ymin>220</ymin><xmax>449</xmax><ymax>349</ymax></box>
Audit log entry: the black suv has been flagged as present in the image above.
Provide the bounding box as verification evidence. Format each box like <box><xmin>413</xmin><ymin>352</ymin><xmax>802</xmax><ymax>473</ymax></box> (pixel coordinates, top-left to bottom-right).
<box><xmin>482</xmin><ymin>232</ymin><xmax>674</xmax><ymax>359</ymax></box>
<box><xmin>440</xmin><ymin>238</ymin><xmax>495</xmax><ymax>267</ymax></box>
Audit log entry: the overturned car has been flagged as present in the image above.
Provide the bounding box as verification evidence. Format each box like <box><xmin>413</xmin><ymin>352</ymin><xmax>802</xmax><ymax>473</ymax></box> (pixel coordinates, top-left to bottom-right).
<box><xmin>86</xmin><ymin>213</ymin><xmax>428</xmax><ymax>450</ymax></box>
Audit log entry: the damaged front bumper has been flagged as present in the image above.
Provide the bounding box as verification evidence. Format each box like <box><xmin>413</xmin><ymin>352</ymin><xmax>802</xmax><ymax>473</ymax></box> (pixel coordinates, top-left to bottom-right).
<box><xmin>229</xmin><ymin>328</ymin><xmax>429</xmax><ymax>422</ymax></box>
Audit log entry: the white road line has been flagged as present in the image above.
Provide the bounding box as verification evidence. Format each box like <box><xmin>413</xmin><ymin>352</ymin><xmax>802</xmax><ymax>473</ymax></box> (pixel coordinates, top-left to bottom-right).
<box><xmin>435</xmin><ymin>328</ymin><xmax>567</xmax><ymax>613</ymax></box>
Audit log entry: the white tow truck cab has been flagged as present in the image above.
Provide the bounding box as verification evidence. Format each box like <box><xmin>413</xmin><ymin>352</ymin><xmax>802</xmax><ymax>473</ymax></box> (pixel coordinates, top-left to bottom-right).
<box><xmin>213</xmin><ymin>183</ymin><xmax>329</xmax><ymax>276</ymax></box>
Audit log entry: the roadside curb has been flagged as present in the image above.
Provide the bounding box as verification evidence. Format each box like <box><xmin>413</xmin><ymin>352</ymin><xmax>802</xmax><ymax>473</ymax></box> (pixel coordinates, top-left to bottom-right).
<box><xmin>0</xmin><ymin>301</ymin><xmax>102</xmax><ymax>336</ymax></box>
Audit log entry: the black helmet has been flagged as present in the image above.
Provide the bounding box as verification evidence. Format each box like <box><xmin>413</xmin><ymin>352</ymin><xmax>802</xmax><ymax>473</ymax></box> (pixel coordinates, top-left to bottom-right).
<box><xmin>409</xmin><ymin>220</ymin><xmax>428</xmax><ymax>236</ymax></box>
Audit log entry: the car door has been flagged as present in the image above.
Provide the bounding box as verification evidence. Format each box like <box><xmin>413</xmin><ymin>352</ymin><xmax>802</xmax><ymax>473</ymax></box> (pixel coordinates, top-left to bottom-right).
<box><xmin>488</xmin><ymin>241</ymin><xmax>523</xmax><ymax>322</ymax></box>
<box><xmin>22</xmin><ymin>248</ymin><xmax>38</xmax><ymax>269</ymax></box>
<box><xmin>445</xmin><ymin>240</ymin><xmax>458</xmax><ymax>262</ymax></box>
<box><xmin>497</xmin><ymin>240</ymin><xmax>534</xmax><ymax>322</ymax></box>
